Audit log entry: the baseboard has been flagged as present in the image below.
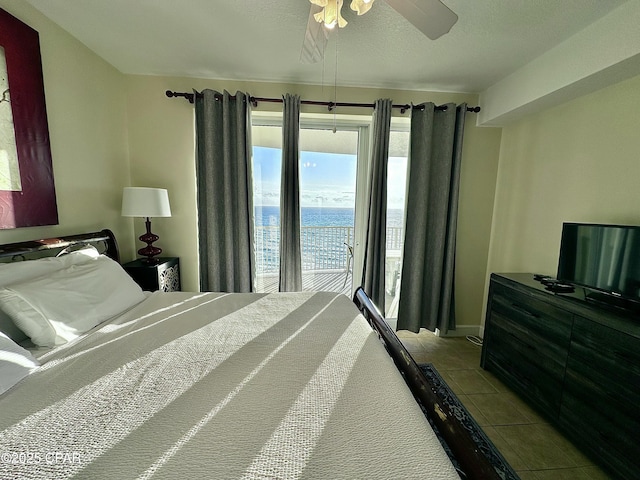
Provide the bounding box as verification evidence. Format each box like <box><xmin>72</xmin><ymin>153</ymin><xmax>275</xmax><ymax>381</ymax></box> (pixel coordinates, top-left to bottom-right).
<box><xmin>389</xmin><ymin>319</ymin><xmax>482</xmax><ymax>338</ymax></box>
<box><xmin>435</xmin><ymin>324</ymin><xmax>482</xmax><ymax>338</ymax></box>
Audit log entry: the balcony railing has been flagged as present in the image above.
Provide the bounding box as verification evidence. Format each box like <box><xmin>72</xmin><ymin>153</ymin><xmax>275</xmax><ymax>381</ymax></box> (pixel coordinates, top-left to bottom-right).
<box><xmin>254</xmin><ymin>225</ymin><xmax>403</xmax><ymax>274</ymax></box>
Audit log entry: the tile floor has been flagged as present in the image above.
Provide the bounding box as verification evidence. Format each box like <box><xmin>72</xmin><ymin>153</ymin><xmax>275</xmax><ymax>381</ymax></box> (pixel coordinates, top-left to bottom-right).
<box><xmin>396</xmin><ymin>329</ymin><xmax>614</xmax><ymax>480</ymax></box>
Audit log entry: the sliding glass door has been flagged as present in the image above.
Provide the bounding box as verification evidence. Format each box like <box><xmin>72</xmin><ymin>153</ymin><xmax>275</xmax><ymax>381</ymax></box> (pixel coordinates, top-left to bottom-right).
<box><xmin>252</xmin><ymin>124</ymin><xmax>282</xmax><ymax>293</ymax></box>
<box><xmin>251</xmin><ymin>115</ymin><xmax>409</xmax><ymax>318</ymax></box>
<box><xmin>298</xmin><ymin>127</ymin><xmax>358</xmax><ymax>295</ymax></box>
<box><xmin>384</xmin><ymin>129</ymin><xmax>409</xmax><ymax>317</ymax></box>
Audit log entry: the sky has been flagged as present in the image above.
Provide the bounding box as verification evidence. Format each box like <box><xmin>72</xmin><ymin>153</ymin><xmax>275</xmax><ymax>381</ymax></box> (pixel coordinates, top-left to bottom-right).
<box><xmin>252</xmin><ymin>146</ymin><xmax>407</xmax><ymax>209</ymax></box>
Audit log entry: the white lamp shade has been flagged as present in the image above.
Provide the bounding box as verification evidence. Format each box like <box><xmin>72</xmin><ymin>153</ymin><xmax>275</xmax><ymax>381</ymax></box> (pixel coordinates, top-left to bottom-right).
<box><xmin>121</xmin><ymin>187</ymin><xmax>171</xmax><ymax>218</ymax></box>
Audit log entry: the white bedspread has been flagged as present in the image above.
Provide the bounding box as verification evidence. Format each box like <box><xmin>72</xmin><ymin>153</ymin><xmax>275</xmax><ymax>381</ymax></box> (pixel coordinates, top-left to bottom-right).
<box><xmin>0</xmin><ymin>291</ymin><xmax>458</xmax><ymax>479</ymax></box>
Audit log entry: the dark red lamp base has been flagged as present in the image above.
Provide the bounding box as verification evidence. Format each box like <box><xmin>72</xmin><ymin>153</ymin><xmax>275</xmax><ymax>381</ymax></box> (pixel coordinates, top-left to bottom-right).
<box><xmin>138</xmin><ymin>217</ymin><xmax>162</xmax><ymax>264</ymax></box>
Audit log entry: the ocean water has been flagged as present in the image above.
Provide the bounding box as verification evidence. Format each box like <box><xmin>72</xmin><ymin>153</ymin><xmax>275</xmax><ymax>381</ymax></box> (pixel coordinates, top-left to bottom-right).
<box><xmin>254</xmin><ymin>206</ymin><xmax>404</xmax><ymax>273</ymax></box>
<box><xmin>255</xmin><ymin>206</ymin><xmax>404</xmax><ymax>228</ymax></box>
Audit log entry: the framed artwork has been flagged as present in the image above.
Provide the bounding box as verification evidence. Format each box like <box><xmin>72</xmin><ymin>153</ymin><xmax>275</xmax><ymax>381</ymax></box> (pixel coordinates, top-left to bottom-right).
<box><xmin>0</xmin><ymin>8</ymin><xmax>57</xmax><ymax>229</ymax></box>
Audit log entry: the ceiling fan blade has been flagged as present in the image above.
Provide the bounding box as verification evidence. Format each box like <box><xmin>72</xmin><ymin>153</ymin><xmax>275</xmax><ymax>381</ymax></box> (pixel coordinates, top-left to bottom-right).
<box><xmin>300</xmin><ymin>4</ymin><xmax>329</xmax><ymax>64</ymax></box>
<box><xmin>384</xmin><ymin>0</ymin><xmax>458</xmax><ymax>40</ymax></box>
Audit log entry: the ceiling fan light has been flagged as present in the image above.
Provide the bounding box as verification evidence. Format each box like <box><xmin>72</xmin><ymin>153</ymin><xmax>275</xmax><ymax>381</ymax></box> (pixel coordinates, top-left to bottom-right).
<box><xmin>350</xmin><ymin>0</ymin><xmax>375</xmax><ymax>15</ymax></box>
<box><xmin>312</xmin><ymin>0</ymin><xmax>347</xmax><ymax>28</ymax></box>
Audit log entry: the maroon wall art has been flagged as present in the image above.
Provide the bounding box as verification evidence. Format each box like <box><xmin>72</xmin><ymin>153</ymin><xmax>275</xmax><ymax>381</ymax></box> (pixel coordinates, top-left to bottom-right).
<box><xmin>0</xmin><ymin>8</ymin><xmax>58</xmax><ymax>229</ymax></box>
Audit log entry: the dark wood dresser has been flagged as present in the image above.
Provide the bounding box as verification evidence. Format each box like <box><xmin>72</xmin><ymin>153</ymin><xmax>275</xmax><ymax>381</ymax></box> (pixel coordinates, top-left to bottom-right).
<box><xmin>481</xmin><ymin>273</ymin><xmax>640</xmax><ymax>480</ymax></box>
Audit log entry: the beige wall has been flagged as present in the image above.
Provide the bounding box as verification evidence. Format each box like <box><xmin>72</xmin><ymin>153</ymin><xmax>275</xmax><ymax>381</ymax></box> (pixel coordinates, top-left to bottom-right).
<box><xmin>486</xmin><ymin>72</ymin><xmax>640</xmax><ymax>319</ymax></box>
<box><xmin>126</xmin><ymin>75</ymin><xmax>502</xmax><ymax>328</ymax></box>
<box><xmin>0</xmin><ymin>1</ymin><xmax>134</xmax><ymax>258</ymax></box>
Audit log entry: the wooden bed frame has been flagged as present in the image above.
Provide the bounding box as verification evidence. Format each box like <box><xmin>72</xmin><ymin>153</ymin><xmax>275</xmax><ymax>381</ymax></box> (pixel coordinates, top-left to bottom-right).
<box><xmin>0</xmin><ymin>229</ymin><xmax>119</xmax><ymax>263</ymax></box>
<box><xmin>353</xmin><ymin>287</ymin><xmax>503</xmax><ymax>480</ymax></box>
<box><xmin>0</xmin><ymin>230</ymin><xmax>503</xmax><ymax>479</ymax></box>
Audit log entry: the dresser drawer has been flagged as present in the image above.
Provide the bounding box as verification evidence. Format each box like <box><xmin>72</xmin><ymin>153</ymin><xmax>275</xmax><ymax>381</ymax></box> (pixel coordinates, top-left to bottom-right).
<box><xmin>565</xmin><ymin>317</ymin><xmax>640</xmax><ymax>419</ymax></box>
<box><xmin>571</xmin><ymin>316</ymin><xmax>640</xmax><ymax>381</ymax></box>
<box><xmin>563</xmin><ymin>363</ymin><xmax>640</xmax><ymax>427</ymax></box>
<box><xmin>491</xmin><ymin>285</ymin><xmax>573</xmax><ymax>345</ymax></box>
<box><xmin>484</xmin><ymin>350</ymin><xmax>563</xmax><ymax>417</ymax></box>
<box><xmin>484</xmin><ymin>319</ymin><xmax>565</xmax><ymax>417</ymax></box>
<box><xmin>488</xmin><ymin>311</ymin><xmax>569</xmax><ymax>375</ymax></box>
<box><xmin>559</xmin><ymin>391</ymin><xmax>640</xmax><ymax>480</ymax></box>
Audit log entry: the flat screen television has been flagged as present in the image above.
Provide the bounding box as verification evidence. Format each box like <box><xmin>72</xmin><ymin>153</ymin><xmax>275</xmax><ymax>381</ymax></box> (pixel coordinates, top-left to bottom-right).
<box><xmin>557</xmin><ymin>222</ymin><xmax>640</xmax><ymax>312</ymax></box>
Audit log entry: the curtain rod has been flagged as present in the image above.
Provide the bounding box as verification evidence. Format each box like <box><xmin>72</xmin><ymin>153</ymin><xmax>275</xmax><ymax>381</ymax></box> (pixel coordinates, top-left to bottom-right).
<box><xmin>165</xmin><ymin>90</ymin><xmax>481</xmax><ymax>114</ymax></box>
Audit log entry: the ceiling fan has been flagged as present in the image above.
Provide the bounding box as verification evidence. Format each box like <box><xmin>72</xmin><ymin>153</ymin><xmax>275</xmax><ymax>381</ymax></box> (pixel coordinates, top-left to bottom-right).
<box><xmin>301</xmin><ymin>0</ymin><xmax>458</xmax><ymax>63</ymax></box>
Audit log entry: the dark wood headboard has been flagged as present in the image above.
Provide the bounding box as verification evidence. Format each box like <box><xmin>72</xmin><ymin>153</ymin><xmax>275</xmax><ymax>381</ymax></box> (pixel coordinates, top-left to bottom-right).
<box><xmin>0</xmin><ymin>229</ymin><xmax>120</xmax><ymax>263</ymax></box>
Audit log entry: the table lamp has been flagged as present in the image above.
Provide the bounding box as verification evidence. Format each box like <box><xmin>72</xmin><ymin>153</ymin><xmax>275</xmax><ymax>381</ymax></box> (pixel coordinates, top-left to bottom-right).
<box><xmin>121</xmin><ymin>187</ymin><xmax>171</xmax><ymax>264</ymax></box>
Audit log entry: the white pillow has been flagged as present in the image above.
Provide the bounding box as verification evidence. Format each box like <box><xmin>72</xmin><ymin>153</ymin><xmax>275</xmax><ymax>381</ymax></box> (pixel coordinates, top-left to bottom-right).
<box><xmin>0</xmin><ymin>331</ymin><xmax>39</xmax><ymax>395</ymax></box>
<box><xmin>0</xmin><ymin>255</ymin><xmax>146</xmax><ymax>347</ymax></box>
<box><xmin>0</xmin><ymin>308</ymin><xmax>28</xmax><ymax>343</ymax></box>
<box><xmin>0</xmin><ymin>247</ymin><xmax>101</xmax><ymax>342</ymax></box>
<box><xmin>0</xmin><ymin>246</ymin><xmax>100</xmax><ymax>288</ymax></box>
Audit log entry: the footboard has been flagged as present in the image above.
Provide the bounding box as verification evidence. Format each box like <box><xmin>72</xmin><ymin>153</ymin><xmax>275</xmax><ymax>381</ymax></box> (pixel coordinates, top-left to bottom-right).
<box><xmin>353</xmin><ymin>287</ymin><xmax>502</xmax><ymax>480</ymax></box>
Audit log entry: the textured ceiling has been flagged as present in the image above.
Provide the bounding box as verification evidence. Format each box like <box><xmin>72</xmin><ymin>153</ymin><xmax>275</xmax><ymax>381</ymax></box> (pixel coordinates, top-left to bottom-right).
<box><xmin>25</xmin><ymin>0</ymin><xmax>628</xmax><ymax>93</ymax></box>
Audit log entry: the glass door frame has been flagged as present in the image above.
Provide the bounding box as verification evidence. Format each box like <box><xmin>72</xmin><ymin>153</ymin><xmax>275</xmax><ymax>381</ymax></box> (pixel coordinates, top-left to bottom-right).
<box><xmin>251</xmin><ymin>112</ymin><xmax>409</xmax><ymax>299</ymax></box>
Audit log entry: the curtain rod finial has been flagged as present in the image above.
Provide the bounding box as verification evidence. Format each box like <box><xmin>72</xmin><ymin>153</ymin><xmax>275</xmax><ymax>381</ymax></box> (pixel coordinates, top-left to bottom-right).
<box><xmin>166</xmin><ymin>90</ymin><xmax>195</xmax><ymax>103</ymax></box>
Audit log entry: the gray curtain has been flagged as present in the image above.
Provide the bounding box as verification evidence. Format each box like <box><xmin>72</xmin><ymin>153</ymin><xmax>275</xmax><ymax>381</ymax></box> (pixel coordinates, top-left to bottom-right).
<box><xmin>195</xmin><ymin>89</ymin><xmax>256</xmax><ymax>293</ymax></box>
<box><xmin>279</xmin><ymin>94</ymin><xmax>302</xmax><ymax>292</ymax></box>
<box><xmin>397</xmin><ymin>103</ymin><xmax>466</xmax><ymax>333</ymax></box>
<box><xmin>361</xmin><ymin>98</ymin><xmax>393</xmax><ymax>313</ymax></box>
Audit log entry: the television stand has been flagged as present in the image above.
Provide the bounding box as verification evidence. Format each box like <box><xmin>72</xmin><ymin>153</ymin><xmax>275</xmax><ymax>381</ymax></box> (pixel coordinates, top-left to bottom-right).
<box><xmin>481</xmin><ymin>273</ymin><xmax>640</xmax><ymax>480</ymax></box>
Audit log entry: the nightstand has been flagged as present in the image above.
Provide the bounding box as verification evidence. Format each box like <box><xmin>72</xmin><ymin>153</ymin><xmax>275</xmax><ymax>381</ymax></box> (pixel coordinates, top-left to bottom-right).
<box><xmin>122</xmin><ymin>257</ymin><xmax>181</xmax><ymax>292</ymax></box>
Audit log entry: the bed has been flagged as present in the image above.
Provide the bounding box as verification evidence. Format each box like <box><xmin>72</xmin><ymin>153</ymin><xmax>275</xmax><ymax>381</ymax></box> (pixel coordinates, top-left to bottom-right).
<box><xmin>0</xmin><ymin>230</ymin><xmax>504</xmax><ymax>479</ymax></box>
